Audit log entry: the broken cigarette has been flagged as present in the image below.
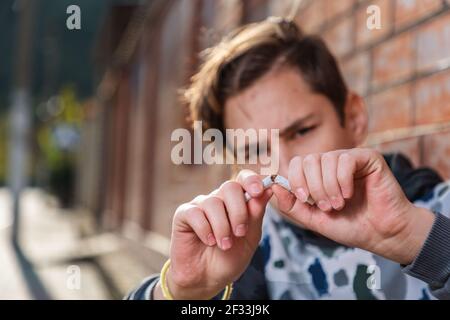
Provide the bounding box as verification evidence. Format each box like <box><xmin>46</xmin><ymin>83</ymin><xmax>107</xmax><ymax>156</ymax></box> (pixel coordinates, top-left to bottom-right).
<box><xmin>244</xmin><ymin>174</ymin><xmax>315</xmax><ymax>205</ymax></box>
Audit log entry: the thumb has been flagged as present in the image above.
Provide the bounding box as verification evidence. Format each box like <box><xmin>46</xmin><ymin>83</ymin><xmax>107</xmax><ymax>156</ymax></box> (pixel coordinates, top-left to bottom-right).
<box><xmin>270</xmin><ymin>184</ymin><xmax>316</xmax><ymax>230</ymax></box>
<box><xmin>270</xmin><ymin>184</ymin><xmax>297</xmax><ymax>214</ymax></box>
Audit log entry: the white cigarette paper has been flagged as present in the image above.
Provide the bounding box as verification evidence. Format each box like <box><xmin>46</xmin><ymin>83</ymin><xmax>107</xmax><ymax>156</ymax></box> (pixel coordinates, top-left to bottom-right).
<box><xmin>244</xmin><ymin>174</ymin><xmax>315</xmax><ymax>205</ymax></box>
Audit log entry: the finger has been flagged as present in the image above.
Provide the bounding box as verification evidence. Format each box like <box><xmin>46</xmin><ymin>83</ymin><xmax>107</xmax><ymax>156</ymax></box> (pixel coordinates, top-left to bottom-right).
<box><xmin>271</xmin><ymin>183</ymin><xmax>297</xmax><ymax>214</ymax></box>
<box><xmin>337</xmin><ymin>152</ymin><xmax>356</xmax><ymax>199</ymax></box>
<box><xmin>271</xmin><ymin>184</ymin><xmax>318</xmax><ymax>230</ymax></box>
<box><xmin>235</xmin><ymin>169</ymin><xmax>264</xmax><ymax>198</ymax></box>
<box><xmin>220</xmin><ymin>181</ymin><xmax>249</xmax><ymax>237</ymax></box>
<box><xmin>303</xmin><ymin>154</ymin><xmax>332</xmax><ymax>212</ymax></box>
<box><xmin>246</xmin><ymin>188</ymin><xmax>273</xmax><ymax>239</ymax></box>
<box><xmin>348</xmin><ymin>148</ymin><xmax>386</xmax><ymax>178</ymax></box>
<box><xmin>288</xmin><ymin>156</ymin><xmax>310</xmax><ymax>203</ymax></box>
<box><xmin>321</xmin><ymin>152</ymin><xmax>345</xmax><ymax>210</ymax></box>
<box><xmin>179</xmin><ymin>205</ymin><xmax>216</xmax><ymax>247</ymax></box>
<box><xmin>247</xmin><ymin>188</ymin><xmax>273</xmax><ymax>219</ymax></box>
<box><xmin>200</xmin><ymin>197</ymin><xmax>233</xmax><ymax>251</ymax></box>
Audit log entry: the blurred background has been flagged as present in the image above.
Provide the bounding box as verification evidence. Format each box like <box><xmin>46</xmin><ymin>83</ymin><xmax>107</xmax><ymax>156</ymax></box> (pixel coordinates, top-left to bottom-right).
<box><xmin>0</xmin><ymin>0</ymin><xmax>450</xmax><ymax>299</ymax></box>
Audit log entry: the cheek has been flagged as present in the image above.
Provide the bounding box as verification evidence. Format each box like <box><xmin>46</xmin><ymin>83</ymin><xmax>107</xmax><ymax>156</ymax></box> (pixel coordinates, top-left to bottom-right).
<box><xmin>318</xmin><ymin>124</ymin><xmax>353</xmax><ymax>150</ymax></box>
<box><xmin>313</xmin><ymin>113</ymin><xmax>354</xmax><ymax>151</ymax></box>
<box><xmin>326</xmin><ymin>124</ymin><xmax>355</xmax><ymax>151</ymax></box>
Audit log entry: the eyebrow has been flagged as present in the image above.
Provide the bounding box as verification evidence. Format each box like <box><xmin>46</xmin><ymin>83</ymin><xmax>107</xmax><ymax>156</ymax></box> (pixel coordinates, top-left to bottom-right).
<box><xmin>279</xmin><ymin>114</ymin><xmax>315</xmax><ymax>138</ymax></box>
<box><xmin>234</xmin><ymin>114</ymin><xmax>316</xmax><ymax>155</ymax></box>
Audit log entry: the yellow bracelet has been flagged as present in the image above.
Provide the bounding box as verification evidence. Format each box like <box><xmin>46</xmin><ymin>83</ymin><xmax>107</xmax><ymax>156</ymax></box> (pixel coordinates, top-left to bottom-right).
<box><xmin>160</xmin><ymin>259</ymin><xmax>233</xmax><ymax>300</ymax></box>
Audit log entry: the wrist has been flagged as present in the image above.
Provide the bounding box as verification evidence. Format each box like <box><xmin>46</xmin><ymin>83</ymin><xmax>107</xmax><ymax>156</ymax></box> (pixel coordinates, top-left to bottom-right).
<box><xmin>153</xmin><ymin>280</ymin><xmax>167</xmax><ymax>300</ymax></box>
<box><xmin>386</xmin><ymin>206</ymin><xmax>435</xmax><ymax>265</ymax></box>
<box><xmin>165</xmin><ymin>266</ymin><xmax>221</xmax><ymax>300</ymax></box>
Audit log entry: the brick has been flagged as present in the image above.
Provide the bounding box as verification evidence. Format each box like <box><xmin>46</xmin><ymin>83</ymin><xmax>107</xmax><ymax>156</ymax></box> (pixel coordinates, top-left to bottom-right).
<box><xmin>373</xmin><ymin>137</ymin><xmax>421</xmax><ymax>167</ymax></box>
<box><xmin>325</xmin><ymin>0</ymin><xmax>355</xmax><ymax>22</ymax></box>
<box><xmin>323</xmin><ymin>16</ymin><xmax>354</xmax><ymax>58</ymax></box>
<box><xmin>368</xmin><ymin>84</ymin><xmax>413</xmax><ymax>133</ymax></box>
<box><xmin>422</xmin><ymin>130</ymin><xmax>450</xmax><ymax>179</ymax></box>
<box><xmin>415</xmin><ymin>69</ymin><xmax>450</xmax><ymax>125</ymax></box>
<box><xmin>356</xmin><ymin>0</ymin><xmax>393</xmax><ymax>48</ymax></box>
<box><xmin>341</xmin><ymin>51</ymin><xmax>371</xmax><ymax>96</ymax></box>
<box><xmin>395</xmin><ymin>0</ymin><xmax>442</xmax><ymax>29</ymax></box>
<box><xmin>295</xmin><ymin>0</ymin><xmax>326</xmax><ymax>33</ymax></box>
<box><xmin>372</xmin><ymin>32</ymin><xmax>414</xmax><ymax>89</ymax></box>
<box><xmin>416</xmin><ymin>12</ymin><xmax>450</xmax><ymax>73</ymax></box>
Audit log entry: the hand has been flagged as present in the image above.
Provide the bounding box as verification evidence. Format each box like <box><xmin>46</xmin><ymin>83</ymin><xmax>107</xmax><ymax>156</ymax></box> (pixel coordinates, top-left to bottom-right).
<box><xmin>154</xmin><ymin>170</ymin><xmax>272</xmax><ymax>300</ymax></box>
<box><xmin>271</xmin><ymin>148</ymin><xmax>435</xmax><ymax>265</ymax></box>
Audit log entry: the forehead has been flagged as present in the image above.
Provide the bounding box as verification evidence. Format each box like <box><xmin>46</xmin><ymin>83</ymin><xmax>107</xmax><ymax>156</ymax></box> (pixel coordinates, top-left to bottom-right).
<box><xmin>223</xmin><ymin>67</ymin><xmax>324</xmax><ymax>131</ymax></box>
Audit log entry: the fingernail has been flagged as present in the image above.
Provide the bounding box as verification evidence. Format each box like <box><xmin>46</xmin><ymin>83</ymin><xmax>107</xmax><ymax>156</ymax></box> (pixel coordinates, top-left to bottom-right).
<box><xmin>330</xmin><ymin>196</ymin><xmax>343</xmax><ymax>210</ymax></box>
<box><xmin>318</xmin><ymin>200</ymin><xmax>332</xmax><ymax>212</ymax></box>
<box><xmin>221</xmin><ymin>237</ymin><xmax>233</xmax><ymax>250</ymax></box>
<box><xmin>296</xmin><ymin>188</ymin><xmax>308</xmax><ymax>203</ymax></box>
<box><xmin>250</xmin><ymin>183</ymin><xmax>262</xmax><ymax>195</ymax></box>
<box><xmin>207</xmin><ymin>233</ymin><xmax>216</xmax><ymax>246</ymax></box>
<box><xmin>235</xmin><ymin>224</ymin><xmax>247</xmax><ymax>237</ymax></box>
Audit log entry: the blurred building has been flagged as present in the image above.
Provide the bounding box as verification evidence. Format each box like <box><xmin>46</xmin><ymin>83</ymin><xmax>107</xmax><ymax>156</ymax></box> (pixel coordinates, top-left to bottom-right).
<box><xmin>76</xmin><ymin>0</ymin><xmax>450</xmax><ymax>264</ymax></box>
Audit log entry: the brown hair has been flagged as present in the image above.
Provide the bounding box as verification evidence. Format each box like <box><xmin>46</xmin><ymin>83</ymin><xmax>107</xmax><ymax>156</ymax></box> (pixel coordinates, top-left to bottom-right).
<box><xmin>183</xmin><ymin>17</ymin><xmax>348</xmax><ymax>133</ymax></box>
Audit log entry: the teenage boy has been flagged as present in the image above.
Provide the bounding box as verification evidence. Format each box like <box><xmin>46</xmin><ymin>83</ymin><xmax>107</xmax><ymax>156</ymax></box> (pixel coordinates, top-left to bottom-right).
<box><xmin>126</xmin><ymin>18</ymin><xmax>450</xmax><ymax>300</ymax></box>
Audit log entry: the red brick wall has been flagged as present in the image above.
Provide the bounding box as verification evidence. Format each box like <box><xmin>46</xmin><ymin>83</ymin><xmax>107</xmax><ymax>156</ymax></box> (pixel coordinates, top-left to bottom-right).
<box><xmin>295</xmin><ymin>0</ymin><xmax>450</xmax><ymax>179</ymax></box>
<box><xmin>82</xmin><ymin>0</ymin><xmax>450</xmax><ymax>239</ymax></box>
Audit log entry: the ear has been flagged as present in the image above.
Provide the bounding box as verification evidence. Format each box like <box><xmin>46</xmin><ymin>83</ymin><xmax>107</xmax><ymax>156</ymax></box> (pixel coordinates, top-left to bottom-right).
<box><xmin>344</xmin><ymin>92</ymin><xmax>368</xmax><ymax>146</ymax></box>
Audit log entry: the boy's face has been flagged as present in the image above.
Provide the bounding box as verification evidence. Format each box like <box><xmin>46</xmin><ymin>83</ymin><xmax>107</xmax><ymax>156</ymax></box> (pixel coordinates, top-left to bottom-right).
<box><xmin>224</xmin><ymin>67</ymin><xmax>368</xmax><ymax>178</ymax></box>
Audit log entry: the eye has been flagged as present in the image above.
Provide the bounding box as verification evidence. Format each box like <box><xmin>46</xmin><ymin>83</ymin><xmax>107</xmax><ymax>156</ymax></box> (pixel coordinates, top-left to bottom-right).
<box><xmin>244</xmin><ymin>144</ymin><xmax>270</xmax><ymax>161</ymax></box>
<box><xmin>295</xmin><ymin>125</ymin><xmax>317</xmax><ymax>137</ymax></box>
<box><xmin>258</xmin><ymin>145</ymin><xmax>271</xmax><ymax>158</ymax></box>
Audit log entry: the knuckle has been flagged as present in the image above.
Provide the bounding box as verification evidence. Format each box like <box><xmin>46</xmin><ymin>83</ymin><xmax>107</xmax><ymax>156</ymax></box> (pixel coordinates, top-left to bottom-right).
<box><xmin>338</xmin><ymin>152</ymin><xmax>351</xmax><ymax>164</ymax></box>
<box><xmin>236</xmin><ymin>169</ymin><xmax>246</xmax><ymax>179</ymax></box>
<box><xmin>174</xmin><ymin>204</ymin><xmax>201</xmax><ymax>223</ymax></box>
<box><xmin>359</xmin><ymin>147</ymin><xmax>379</xmax><ymax>159</ymax></box>
<box><xmin>320</xmin><ymin>152</ymin><xmax>334</xmax><ymax>165</ymax></box>
<box><xmin>184</xmin><ymin>206</ymin><xmax>202</xmax><ymax>219</ymax></box>
<box><xmin>370</xmin><ymin>149</ymin><xmax>382</xmax><ymax>161</ymax></box>
<box><xmin>202</xmin><ymin>195</ymin><xmax>223</xmax><ymax>208</ymax></box>
<box><xmin>221</xmin><ymin>180</ymin><xmax>241</xmax><ymax>193</ymax></box>
<box><xmin>174</xmin><ymin>203</ymin><xmax>191</xmax><ymax>217</ymax></box>
<box><xmin>289</xmin><ymin>155</ymin><xmax>303</xmax><ymax>168</ymax></box>
<box><xmin>243</xmin><ymin>175</ymin><xmax>259</xmax><ymax>186</ymax></box>
<box><xmin>236</xmin><ymin>169</ymin><xmax>253</xmax><ymax>182</ymax></box>
<box><xmin>192</xmin><ymin>194</ymin><xmax>207</xmax><ymax>204</ymax></box>
<box><xmin>303</xmin><ymin>153</ymin><xmax>319</xmax><ymax>166</ymax></box>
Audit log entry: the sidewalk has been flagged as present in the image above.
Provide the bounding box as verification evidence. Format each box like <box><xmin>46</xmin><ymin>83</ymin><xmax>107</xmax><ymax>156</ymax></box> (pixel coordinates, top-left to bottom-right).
<box><xmin>0</xmin><ymin>188</ymin><xmax>161</xmax><ymax>299</ymax></box>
